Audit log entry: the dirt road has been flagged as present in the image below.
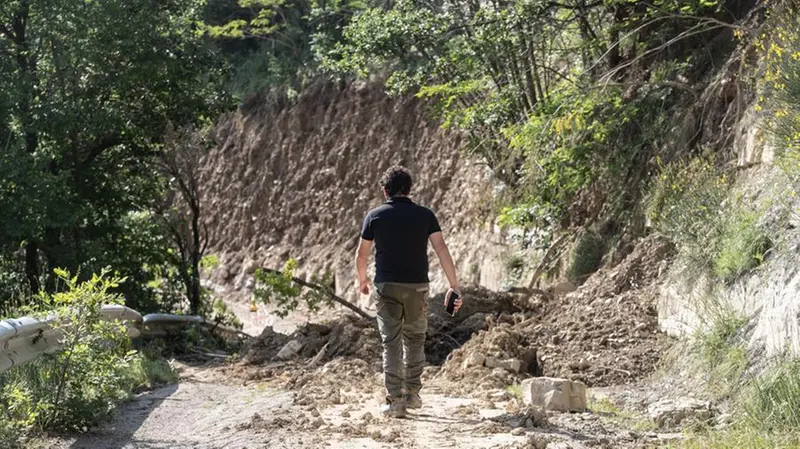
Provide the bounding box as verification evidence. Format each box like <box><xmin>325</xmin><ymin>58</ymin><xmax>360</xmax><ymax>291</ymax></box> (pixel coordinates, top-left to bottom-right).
<box><xmin>49</xmin><ymin>361</ymin><xmax>684</xmax><ymax>449</ymax></box>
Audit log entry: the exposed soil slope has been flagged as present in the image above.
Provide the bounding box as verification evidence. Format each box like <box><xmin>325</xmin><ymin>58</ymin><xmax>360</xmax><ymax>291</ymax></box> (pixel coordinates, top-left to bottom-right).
<box><xmin>199</xmin><ymin>81</ymin><xmax>510</xmax><ymax>306</ymax></box>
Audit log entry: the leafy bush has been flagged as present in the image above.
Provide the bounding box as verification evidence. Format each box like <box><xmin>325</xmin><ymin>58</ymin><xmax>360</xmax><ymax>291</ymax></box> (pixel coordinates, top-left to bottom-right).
<box><xmin>648</xmin><ymin>158</ymin><xmax>772</xmax><ymax>282</ymax></box>
<box><xmin>124</xmin><ymin>352</ymin><xmax>179</xmax><ymax>392</ymax></box>
<box><xmin>647</xmin><ymin>158</ymin><xmax>728</xmax><ymax>266</ymax></box>
<box><xmin>0</xmin><ymin>269</ymin><xmax>173</xmax><ymax>445</ymax></box>
<box><xmin>201</xmin><ymin>296</ymin><xmax>244</xmax><ymax>330</ymax></box>
<box><xmin>253</xmin><ymin>259</ymin><xmax>335</xmax><ymax>318</ymax></box>
<box><xmin>762</xmin><ymin>2</ymin><xmax>800</xmax><ymax>191</ymax></box>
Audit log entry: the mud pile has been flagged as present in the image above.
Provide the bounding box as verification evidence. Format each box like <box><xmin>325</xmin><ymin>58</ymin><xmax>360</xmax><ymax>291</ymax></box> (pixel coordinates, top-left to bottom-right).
<box><xmin>426</xmin><ymin>286</ymin><xmax>526</xmax><ymax>365</ymax></box>
<box><xmin>439</xmin><ymin>236</ymin><xmax>675</xmax><ymax>390</ymax></box>
<box><xmin>241</xmin><ymin>314</ymin><xmax>380</xmax><ymax>367</ymax></box>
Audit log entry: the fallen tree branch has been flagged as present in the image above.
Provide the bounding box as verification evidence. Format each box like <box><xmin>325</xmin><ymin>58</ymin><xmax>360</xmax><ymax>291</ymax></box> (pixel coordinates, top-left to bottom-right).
<box><xmin>258</xmin><ymin>268</ymin><xmax>373</xmax><ymax>320</ymax></box>
<box><xmin>527</xmin><ymin>232</ymin><xmax>573</xmax><ymax>290</ymax></box>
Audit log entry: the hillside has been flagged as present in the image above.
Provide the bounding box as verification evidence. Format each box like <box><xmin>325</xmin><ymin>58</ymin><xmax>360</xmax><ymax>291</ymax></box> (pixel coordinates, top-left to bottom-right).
<box><xmin>200</xmin><ymin>80</ymin><xmax>514</xmax><ymax>308</ymax></box>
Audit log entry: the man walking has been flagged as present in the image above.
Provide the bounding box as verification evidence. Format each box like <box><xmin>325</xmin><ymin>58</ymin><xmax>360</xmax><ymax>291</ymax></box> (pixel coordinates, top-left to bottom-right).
<box><xmin>355</xmin><ymin>166</ymin><xmax>462</xmax><ymax>418</ymax></box>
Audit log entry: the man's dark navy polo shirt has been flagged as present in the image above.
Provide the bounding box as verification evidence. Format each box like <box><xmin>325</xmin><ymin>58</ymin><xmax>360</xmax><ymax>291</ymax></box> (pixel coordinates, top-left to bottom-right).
<box><xmin>360</xmin><ymin>196</ymin><xmax>441</xmax><ymax>283</ymax></box>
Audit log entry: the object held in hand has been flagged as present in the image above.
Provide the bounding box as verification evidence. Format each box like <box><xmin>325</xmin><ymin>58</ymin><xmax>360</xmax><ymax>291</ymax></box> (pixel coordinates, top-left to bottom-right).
<box><xmin>444</xmin><ymin>289</ymin><xmax>460</xmax><ymax>316</ymax></box>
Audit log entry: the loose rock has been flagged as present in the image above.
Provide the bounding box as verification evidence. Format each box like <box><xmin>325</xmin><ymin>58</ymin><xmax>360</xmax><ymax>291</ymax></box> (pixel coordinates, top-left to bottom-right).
<box><xmin>521</xmin><ymin>377</ymin><xmax>587</xmax><ymax>413</ymax></box>
<box><xmin>646</xmin><ymin>398</ymin><xmax>712</xmax><ymax>429</ymax></box>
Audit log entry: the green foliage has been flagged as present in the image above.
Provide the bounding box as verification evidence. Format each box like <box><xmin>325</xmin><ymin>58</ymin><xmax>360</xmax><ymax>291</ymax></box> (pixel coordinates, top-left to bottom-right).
<box><xmin>201</xmin><ymin>296</ymin><xmax>244</xmax><ymax>330</ymax></box>
<box><xmin>713</xmin><ymin>212</ymin><xmax>772</xmax><ymax>282</ymax></box>
<box><xmin>649</xmin><ymin>157</ymin><xmax>772</xmax><ymax>283</ymax></box>
<box><xmin>0</xmin><ymin>270</ymin><xmax>145</xmax><ymax>443</ymax></box>
<box><xmin>647</xmin><ymin>158</ymin><xmax>728</xmax><ymax>260</ymax></box>
<box><xmin>505</xmin><ymin>383</ymin><xmax>522</xmax><ymax>400</ymax></box>
<box><xmin>761</xmin><ymin>3</ymin><xmax>800</xmax><ymax>195</ymax></box>
<box><xmin>325</xmin><ymin>0</ymin><xmax>730</xmax><ymax>221</ymax></box>
<box><xmin>203</xmin><ymin>0</ymin><xmax>365</xmax><ymax>97</ymax></box>
<box><xmin>503</xmin><ymin>253</ymin><xmax>526</xmax><ymax>285</ymax></box>
<box><xmin>566</xmin><ymin>231</ymin><xmax>605</xmax><ymax>284</ymax></box>
<box><xmin>742</xmin><ymin>359</ymin><xmax>800</xmax><ymax>431</ymax></box>
<box><xmin>124</xmin><ymin>353</ymin><xmax>179</xmax><ymax>392</ymax></box>
<box><xmin>253</xmin><ymin>259</ymin><xmax>335</xmax><ymax>318</ymax></box>
<box><xmin>0</xmin><ymin>0</ymin><xmax>231</xmax><ymax>311</ymax></box>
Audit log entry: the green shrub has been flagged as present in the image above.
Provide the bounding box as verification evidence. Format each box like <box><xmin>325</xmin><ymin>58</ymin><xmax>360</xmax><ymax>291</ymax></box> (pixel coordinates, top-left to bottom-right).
<box><xmin>647</xmin><ymin>158</ymin><xmax>728</xmax><ymax>271</ymax></box>
<box><xmin>124</xmin><ymin>353</ymin><xmax>179</xmax><ymax>392</ymax></box>
<box><xmin>200</xmin><ymin>296</ymin><xmax>243</xmax><ymax>330</ymax></box>
<box><xmin>648</xmin><ymin>158</ymin><xmax>772</xmax><ymax>283</ymax></box>
<box><xmin>0</xmin><ymin>269</ymin><xmax>160</xmax><ymax>443</ymax></box>
<box><xmin>566</xmin><ymin>231</ymin><xmax>605</xmax><ymax>284</ymax></box>
<box><xmin>503</xmin><ymin>253</ymin><xmax>526</xmax><ymax>285</ymax></box>
<box><xmin>253</xmin><ymin>259</ymin><xmax>335</xmax><ymax>318</ymax></box>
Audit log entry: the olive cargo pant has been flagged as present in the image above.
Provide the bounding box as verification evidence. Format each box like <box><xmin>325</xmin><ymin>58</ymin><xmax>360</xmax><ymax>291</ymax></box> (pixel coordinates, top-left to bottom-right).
<box><xmin>373</xmin><ymin>282</ymin><xmax>429</xmax><ymax>398</ymax></box>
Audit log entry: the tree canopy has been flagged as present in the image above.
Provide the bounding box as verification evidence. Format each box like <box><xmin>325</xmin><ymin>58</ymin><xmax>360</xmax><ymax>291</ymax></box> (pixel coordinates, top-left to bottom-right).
<box><xmin>0</xmin><ymin>0</ymin><xmax>230</xmax><ymax>311</ymax></box>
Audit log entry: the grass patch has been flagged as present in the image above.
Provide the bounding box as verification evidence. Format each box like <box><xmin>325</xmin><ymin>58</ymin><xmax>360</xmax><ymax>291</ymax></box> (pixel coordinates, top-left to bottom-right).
<box><xmin>588</xmin><ymin>395</ymin><xmax>657</xmax><ymax>431</ymax></box>
<box><xmin>588</xmin><ymin>396</ymin><xmax>621</xmax><ymax>416</ymax></box>
<box><xmin>670</xmin><ymin>429</ymin><xmax>800</xmax><ymax>449</ymax></box>
<box><xmin>741</xmin><ymin>358</ymin><xmax>800</xmax><ymax>431</ymax></box>
<box><xmin>713</xmin><ymin>211</ymin><xmax>772</xmax><ymax>282</ymax></box>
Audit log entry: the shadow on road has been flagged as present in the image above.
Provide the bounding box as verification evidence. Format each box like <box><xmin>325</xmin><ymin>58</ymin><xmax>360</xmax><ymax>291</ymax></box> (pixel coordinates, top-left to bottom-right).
<box><xmin>67</xmin><ymin>383</ymin><xmax>180</xmax><ymax>449</ymax></box>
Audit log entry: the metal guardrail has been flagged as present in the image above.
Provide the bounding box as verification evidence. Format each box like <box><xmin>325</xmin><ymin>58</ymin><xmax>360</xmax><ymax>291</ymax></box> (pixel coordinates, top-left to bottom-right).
<box><xmin>0</xmin><ymin>306</ymin><xmax>204</xmax><ymax>375</ymax></box>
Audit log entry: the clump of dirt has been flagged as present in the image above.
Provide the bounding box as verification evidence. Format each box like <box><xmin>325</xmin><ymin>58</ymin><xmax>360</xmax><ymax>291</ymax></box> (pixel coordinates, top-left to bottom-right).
<box><xmin>535</xmin><ymin>235</ymin><xmax>675</xmax><ymax>385</ymax></box>
<box><xmin>439</xmin><ymin>236</ymin><xmax>675</xmax><ymax>389</ymax></box>
<box><xmin>488</xmin><ymin>406</ymin><xmax>550</xmax><ymax>430</ymax></box>
<box><xmin>426</xmin><ymin>286</ymin><xmax>527</xmax><ymax>365</ymax></box>
<box><xmin>437</xmin><ymin>318</ymin><xmax>542</xmax><ymax>395</ymax></box>
<box><xmin>290</xmin><ymin>357</ymin><xmax>380</xmax><ymax>406</ymax></box>
<box><xmin>236</xmin><ymin>410</ymin><xmax>326</xmax><ymax>433</ymax></box>
<box><xmin>227</xmin><ymin>314</ymin><xmax>383</xmax><ymax>406</ymax></box>
<box><xmin>240</xmin><ymin>314</ymin><xmax>380</xmax><ymax>366</ymax></box>
<box><xmin>239</xmin><ymin>326</ymin><xmax>292</xmax><ymax>365</ymax></box>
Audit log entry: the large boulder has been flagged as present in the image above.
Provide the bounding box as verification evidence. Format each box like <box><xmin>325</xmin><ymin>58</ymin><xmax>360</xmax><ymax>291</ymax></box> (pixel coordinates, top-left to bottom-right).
<box><xmin>521</xmin><ymin>377</ymin><xmax>587</xmax><ymax>412</ymax></box>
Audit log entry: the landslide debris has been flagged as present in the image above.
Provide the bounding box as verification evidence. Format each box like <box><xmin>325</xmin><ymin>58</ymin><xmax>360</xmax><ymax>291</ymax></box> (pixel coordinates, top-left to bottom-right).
<box><xmin>232</xmin><ymin>235</ymin><xmax>675</xmax><ymax>397</ymax></box>
<box><xmin>438</xmin><ymin>235</ymin><xmax>676</xmax><ymax>393</ymax></box>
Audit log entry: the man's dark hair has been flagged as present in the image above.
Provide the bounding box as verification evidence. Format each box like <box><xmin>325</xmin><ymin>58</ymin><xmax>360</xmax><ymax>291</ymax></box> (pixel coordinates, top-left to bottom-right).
<box><xmin>381</xmin><ymin>166</ymin><xmax>413</xmax><ymax>197</ymax></box>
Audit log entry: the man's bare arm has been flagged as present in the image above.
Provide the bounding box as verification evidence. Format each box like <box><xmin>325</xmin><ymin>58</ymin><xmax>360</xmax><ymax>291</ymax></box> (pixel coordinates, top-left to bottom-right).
<box><xmin>430</xmin><ymin>231</ymin><xmax>458</xmax><ymax>290</ymax></box>
<box><xmin>355</xmin><ymin>238</ymin><xmax>374</xmax><ymax>295</ymax></box>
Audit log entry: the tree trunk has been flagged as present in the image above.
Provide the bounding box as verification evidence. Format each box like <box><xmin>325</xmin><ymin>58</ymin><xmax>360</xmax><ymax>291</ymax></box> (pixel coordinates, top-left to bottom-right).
<box><xmin>189</xmin><ymin>205</ymin><xmax>202</xmax><ymax>314</ymax></box>
<box><xmin>25</xmin><ymin>241</ymin><xmax>40</xmax><ymax>293</ymax></box>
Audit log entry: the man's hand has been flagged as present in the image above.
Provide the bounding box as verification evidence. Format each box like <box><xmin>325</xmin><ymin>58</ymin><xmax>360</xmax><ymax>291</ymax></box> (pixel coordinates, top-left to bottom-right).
<box><xmin>443</xmin><ymin>287</ymin><xmax>463</xmax><ymax>314</ymax></box>
<box><xmin>355</xmin><ymin>238</ymin><xmax>374</xmax><ymax>296</ymax></box>
<box><xmin>359</xmin><ymin>279</ymin><xmax>371</xmax><ymax>296</ymax></box>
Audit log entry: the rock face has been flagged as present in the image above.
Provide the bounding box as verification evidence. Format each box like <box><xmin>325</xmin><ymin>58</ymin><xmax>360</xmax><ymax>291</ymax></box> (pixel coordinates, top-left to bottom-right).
<box><xmin>521</xmin><ymin>377</ymin><xmax>587</xmax><ymax>413</ymax></box>
<box><xmin>646</xmin><ymin>398</ymin><xmax>712</xmax><ymax>429</ymax></box>
<box><xmin>658</xmin><ymin>166</ymin><xmax>800</xmax><ymax>360</ymax></box>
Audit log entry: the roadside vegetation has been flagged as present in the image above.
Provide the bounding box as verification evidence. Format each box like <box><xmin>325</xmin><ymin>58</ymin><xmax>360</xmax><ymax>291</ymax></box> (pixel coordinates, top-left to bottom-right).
<box><xmin>0</xmin><ymin>272</ymin><xmax>178</xmax><ymax>448</ymax></box>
